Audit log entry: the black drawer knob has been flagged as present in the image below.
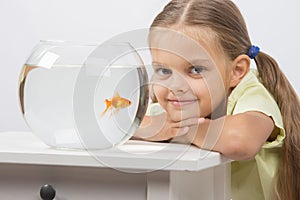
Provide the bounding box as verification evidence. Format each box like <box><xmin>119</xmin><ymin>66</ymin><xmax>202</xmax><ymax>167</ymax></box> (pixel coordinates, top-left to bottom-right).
<box><xmin>40</xmin><ymin>184</ymin><xmax>56</xmax><ymax>200</ymax></box>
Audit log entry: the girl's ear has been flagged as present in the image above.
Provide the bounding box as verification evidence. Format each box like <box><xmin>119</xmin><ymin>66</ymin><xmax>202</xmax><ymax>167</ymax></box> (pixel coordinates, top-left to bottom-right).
<box><xmin>230</xmin><ymin>54</ymin><xmax>250</xmax><ymax>87</ymax></box>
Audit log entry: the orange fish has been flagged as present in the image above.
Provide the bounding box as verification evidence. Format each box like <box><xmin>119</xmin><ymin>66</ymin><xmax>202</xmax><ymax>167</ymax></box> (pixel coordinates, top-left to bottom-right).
<box><xmin>101</xmin><ymin>93</ymin><xmax>132</xmax><ymax>117</ymax></box>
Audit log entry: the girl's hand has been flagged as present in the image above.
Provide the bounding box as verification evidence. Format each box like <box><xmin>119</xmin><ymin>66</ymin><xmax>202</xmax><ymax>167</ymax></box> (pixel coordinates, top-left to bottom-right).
<box><xmin>133</xmin><ymin>112</ymin><xmax>205</xmax><ymax>142</ymax></box>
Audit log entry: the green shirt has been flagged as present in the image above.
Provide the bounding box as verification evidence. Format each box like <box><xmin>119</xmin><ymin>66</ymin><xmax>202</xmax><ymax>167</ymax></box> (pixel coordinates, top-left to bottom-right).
<box><xmin>228</xmin><ymin>69</ymin><xmax>285</xmax><ymax>200</ymax></box>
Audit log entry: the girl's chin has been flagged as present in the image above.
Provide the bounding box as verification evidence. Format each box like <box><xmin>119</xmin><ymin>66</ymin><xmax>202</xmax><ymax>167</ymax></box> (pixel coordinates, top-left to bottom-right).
<box><xmin>166</xmin><ymin>110</ymin><xmax>202</xmax><ymax>122</ymax></box>
<box><xmin>168</xmin><ymin>113</ymin><xmax>183</xmax><ymax>122</ymax></box>
<box><xmin>165</xmin><ymin>106</ymin><xmax>212</xmax><ymax>121</ymax></box>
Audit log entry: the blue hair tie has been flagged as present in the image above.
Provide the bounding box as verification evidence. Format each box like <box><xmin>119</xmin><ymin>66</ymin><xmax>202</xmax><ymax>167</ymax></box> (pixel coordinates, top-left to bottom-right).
<box><xmin>248</xmin><ymin>45</ymin><xmax>260</xmax><ymax>59</ymax></box>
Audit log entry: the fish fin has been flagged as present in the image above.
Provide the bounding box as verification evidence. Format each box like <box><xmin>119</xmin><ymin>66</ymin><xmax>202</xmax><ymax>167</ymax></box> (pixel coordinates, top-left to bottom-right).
<box><xmin>101</xmin><ymin>99</ymin><xmax>111</xmax><ymax>117</ymax></box>
<box><xmin>114</xmin><ymin>92</ymin><xmax>120</xmax><ymax>97</ymax></box>
<box><xmin>110</xmin><ymin>108</ymin><xmax>120</xmax><ymax>118</ymax></box>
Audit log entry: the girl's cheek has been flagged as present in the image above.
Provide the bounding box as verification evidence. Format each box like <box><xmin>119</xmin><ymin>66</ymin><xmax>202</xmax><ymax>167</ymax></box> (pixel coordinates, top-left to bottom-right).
<box><xmin>153</xmin><ymin>84</ymin><xmax>166</xmax><ymax>100</ymax></box>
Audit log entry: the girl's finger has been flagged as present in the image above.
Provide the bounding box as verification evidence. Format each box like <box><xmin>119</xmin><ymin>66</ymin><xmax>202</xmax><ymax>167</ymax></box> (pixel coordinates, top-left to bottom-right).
<box><xmin>175</xmin><ymin>117</ymin><xmax>206</xmax><ymax>127</ymax></box>
<box><xmin>172</xmin><ymin>126</ymin><xmax>189</xmax><ymax>137</ymax></box>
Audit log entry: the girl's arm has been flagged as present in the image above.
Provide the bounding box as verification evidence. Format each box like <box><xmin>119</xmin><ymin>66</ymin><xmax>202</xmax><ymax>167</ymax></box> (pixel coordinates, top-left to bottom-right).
<box><xmin>189</xmin><ymin>111</ymin><xmax>275</xmax><ymax>160</ymax></box>
<box><xmin>133</xmin><ymin>111</ymin><xmax>275</xmax><ymax>161</ymax></box>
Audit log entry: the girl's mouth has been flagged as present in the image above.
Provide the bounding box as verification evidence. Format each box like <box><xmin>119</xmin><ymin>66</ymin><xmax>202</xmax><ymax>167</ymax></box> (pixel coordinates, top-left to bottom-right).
<box><xmin>168</xmin><ymin>99</ymin><xmax>197</xmax><ymax>107</ymax></box>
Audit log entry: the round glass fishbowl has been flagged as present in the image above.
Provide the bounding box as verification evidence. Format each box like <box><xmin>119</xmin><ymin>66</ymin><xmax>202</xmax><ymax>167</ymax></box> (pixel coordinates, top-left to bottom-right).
<box><xmin>19</xmin><ymin>40</ymin><xmax>149</xmax><ymax>149</ymax></box>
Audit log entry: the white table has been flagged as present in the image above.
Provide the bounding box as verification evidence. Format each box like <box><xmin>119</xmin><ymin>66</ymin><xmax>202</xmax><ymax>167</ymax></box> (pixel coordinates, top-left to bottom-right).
<box><xmin>0</xmin><ymin>132</ymin><xmax>231</xmax><ymax>200</ymax></box>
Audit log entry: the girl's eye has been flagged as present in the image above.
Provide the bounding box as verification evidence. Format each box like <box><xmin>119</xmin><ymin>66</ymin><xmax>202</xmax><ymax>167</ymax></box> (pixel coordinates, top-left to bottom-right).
<box><xmin>155</xmin><ymin>67</ymin><xmax>172</xmax><ymax>76</ymax></box>
<box><xmin>190</xmin><ymin>66</ymin><xmax>204</xmax><ymax>75</ymax></box>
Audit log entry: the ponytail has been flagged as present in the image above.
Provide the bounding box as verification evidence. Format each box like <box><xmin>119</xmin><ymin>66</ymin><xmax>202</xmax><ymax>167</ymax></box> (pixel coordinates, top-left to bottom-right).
<box><xmin>255</xmin><ymin>52</ymin><xmax>300</xmax><ymax>200</ymax></box>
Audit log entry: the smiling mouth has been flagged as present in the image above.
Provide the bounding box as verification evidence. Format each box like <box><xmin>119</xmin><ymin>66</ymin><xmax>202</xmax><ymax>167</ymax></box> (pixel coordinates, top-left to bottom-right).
<box><xmin>168</xmin><ymin>99</ymin><xmax>197</xmax><ymax>107</ymax></box>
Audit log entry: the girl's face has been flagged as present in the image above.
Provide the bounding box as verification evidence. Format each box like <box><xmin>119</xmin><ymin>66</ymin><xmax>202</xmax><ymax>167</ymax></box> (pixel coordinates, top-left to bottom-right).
<box><xmin>150</xmin><ymin>29</ymin><xmax>232</xmax><ymax>121</ymax></box>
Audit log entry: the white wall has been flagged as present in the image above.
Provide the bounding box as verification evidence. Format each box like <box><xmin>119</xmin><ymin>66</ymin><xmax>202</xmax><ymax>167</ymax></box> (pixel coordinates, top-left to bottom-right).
<box><xmin>0</xmin><ymin>0</ymin><xmax>299</xmax><ymax>131</ymax></box>
<box><xmin>234</xmin><ymin>0</ymin><xmax>300</xmax><ymax>93</ymax></box>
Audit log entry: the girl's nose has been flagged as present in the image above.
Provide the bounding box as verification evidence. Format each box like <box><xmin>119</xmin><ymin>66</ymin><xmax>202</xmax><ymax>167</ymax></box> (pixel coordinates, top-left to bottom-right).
<box><xmin>169</xmin><ymin>72</ymin><xmax>189</xmax><ymax>94</ymax></box>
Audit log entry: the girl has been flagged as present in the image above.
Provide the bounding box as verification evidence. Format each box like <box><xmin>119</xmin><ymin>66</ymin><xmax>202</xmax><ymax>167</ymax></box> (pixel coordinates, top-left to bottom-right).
<box><xmin>134</xmin><ymin>0</ymin><xmax>300</xmax><ymax>199</ymax></box>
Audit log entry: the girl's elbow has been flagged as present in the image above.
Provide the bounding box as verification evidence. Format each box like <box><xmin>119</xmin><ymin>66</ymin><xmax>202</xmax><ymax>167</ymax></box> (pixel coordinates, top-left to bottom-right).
<box><xmin>219</xmin><ymin>115</ymin><xmax>263</xmax><ymax>160</ymax></box>
<box><xmin>221</xmin><ymin>136</ymin><xmax>259</xmax><ymax>161</ymax></box>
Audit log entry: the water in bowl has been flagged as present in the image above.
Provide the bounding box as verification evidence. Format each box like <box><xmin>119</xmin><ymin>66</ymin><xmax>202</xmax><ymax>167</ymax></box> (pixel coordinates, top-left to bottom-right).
<box><xmin>19</xmin><ymin>64</ymin><xmax>145</xmax><ymax>149</ymax></box>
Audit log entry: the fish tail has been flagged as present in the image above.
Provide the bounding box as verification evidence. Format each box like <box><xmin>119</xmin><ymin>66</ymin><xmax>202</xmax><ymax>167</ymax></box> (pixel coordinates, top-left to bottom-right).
<box><xmin>101</xmin><ymin>99</ymin><xmax>111</xmax><ymax>117</ymax></box>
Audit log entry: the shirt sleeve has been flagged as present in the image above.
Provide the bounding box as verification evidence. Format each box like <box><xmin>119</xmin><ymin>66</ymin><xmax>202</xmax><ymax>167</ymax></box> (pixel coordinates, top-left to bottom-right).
<box><xmin>231</xmin><ymin>84</ymin><xmax>285</xmax><ymax>148</ymax></box>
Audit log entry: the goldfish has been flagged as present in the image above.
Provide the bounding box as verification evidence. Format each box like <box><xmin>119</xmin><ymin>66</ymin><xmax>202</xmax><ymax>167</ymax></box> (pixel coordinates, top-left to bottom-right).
<box><xmin>101</xmin><ymin>92</ymin><xmax>132</xmax><ymax>117</ymax></box>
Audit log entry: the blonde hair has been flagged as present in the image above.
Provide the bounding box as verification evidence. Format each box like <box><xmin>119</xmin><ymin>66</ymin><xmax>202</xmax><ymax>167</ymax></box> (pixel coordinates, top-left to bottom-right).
<box><xmin>150</xmin><ymin>0</ymin><xmax>300</xmax><ymax>199</ymax></box>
